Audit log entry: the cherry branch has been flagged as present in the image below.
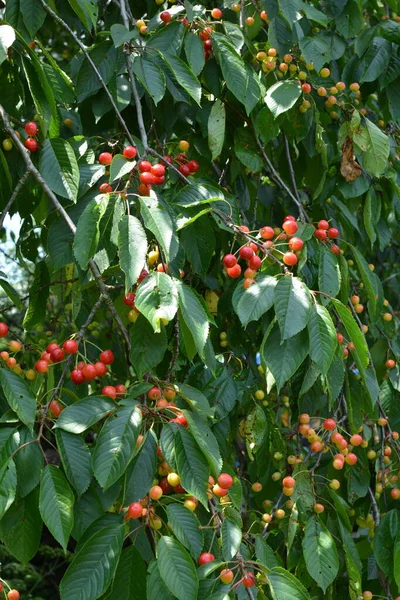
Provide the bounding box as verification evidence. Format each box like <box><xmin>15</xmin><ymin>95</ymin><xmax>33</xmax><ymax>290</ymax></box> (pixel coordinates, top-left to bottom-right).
<box><xmin>0</xmin><ymin>171</ymin><xmax>30</xmax><ymax>231</ymax></box>
<box><xmin>0</xmin><ymin>105</ymin><xmax>131</xmax><ymax>351</ymax></box>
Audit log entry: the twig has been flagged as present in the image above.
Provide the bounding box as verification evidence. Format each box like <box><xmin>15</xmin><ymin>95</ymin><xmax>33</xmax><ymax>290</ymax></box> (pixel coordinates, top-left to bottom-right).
<box><xmin>166</xmin><ymin>318</ymin><xmax>180</xmax><ymax>380</ymax></box>
<box><xmin>283</xmin><ymin>135</ymin><xmax>301</xmax><ymax>202</ymax></box>
<box><xmin>38</xmin><ymin>0</ymin><xmax>136</xmax><ymax>147</ymax></box>
<box><xmin>0</xmin><ymin>105</ymin><xmax>131</xmax><ymax>351</ymax></box>
<box><xmin>0</xmin><ymin>171</ymin><xmax>30</xmax><ymax>230</ymax></box>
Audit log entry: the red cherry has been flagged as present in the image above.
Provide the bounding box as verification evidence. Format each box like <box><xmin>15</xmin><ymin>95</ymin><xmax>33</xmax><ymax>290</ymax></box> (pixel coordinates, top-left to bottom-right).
<box><xmin>328</xmin><ymin>227</ymin><xmax>339</xmax><ymax>239</ymax></box>
<box><xmin>138</xmin><ymin>183</ymin><xmax>150</xmax><ymax>196</ymax></box>
<box><xmin>171</xmin><ymin>412</ymin><xmax>188</xmax><ymax>427</ymax></box>
<box><xmin>123</xmin><ymin>146</ymin><xmax>137</xmax><ymax>159</ymax></box>
<box><xmin>102</xmin><ymin>386</ymin><xmax>116</xmax><ymax>399</ymax></box>
<box><xmin>25</xmin><ymin>138</ymin><xmax>38</xmax><ymax>152</ymax></box>
<box><xmin>260</xmin><ymin>226</ymin><xmax>275</xmax><ymax>240</ymax></box>
<box><xmin>46</xmin><ymin>342</ymin><xmax>59</xmax><ymax>354</ymax></box>
<box><xmin>138</xmin><ymin>160</ymin><xmax>152</xmax><ymax>172</ymax></box>
<box><xmin>337</xmin><ymin>333</ymin><xmax>344</xmax><ymax>344</ymax></box>
<box><xmin>7</xmin><ymin>590</ymin><xmax>20</xmax><ymax>600</ymax></box>
<box><xmin>323</xmin><ymin>418</ymin><xmax>336</xmax><ymax>431</ymax></box>
<box><xmin>282</xmin><ymin>476</ymin><xmax>296</xmax><ymax>488</ymax></box>
<box><xmin>248</xmin><ymin>255</ymin><xmax>261</xmax><ymax>270</ymax></box>
<box><xmin>0</xmin><ymin>322</ymin><xmax>9</xmax><ymax>337</ymax></box>
<box><xmin>223</xmin><ymin>254</ymin><xmax>237</xmax><ymax>268</ymax></box>
<box><xmin>49</xmin><ymin>399</ymin><xmax>63</xmax><ymax>417</ymax></box>
<box><xmin>41</xmin><ymin>351</ymin><xmax>51</xmax><ymax>362</ymax></box>
<box><xmin>99</xmin><ymin>152</ymin><xmax>113</xmax><ymax>165</ymax></box>
<box><xmin>318</xmin><ymin>220</ymin><xmax>329</xmax><ymax>230</ymax></box>
<box><xmin>178</xmin><ymin>164</ymin><xmax>191</xmax><ymax>176</ymax></box>
<box><xmin>176</xmin><ymin>153</ymin><xmax>188</xmax><ymax>163</ymax></box>
<box><xmin>239</xmin><ymin>246</ymin><xmax>254</xmax><ymax>260</ymax></box>
<box><xmin>199</xmin><ymin>552</ymin><xmax>215</xmax><ymax>565</ymax></box>
<box><xmin>283</xmin><ymin>252</ymin><xmax>298</xmax><ymax>266</ymax></box>
<box><xmin>126</xmin><ymin>502</ymin><xmax>143</xmax><ymax>519</ymax></box>
<box><xmin>226</xmin><ymin>264</ymin><xmax>242</xmax><ymax>278</ymax></box>
<box><xmin>24</xmin><ymin>121</ymin><xmax>38</xmax><ymax>136</ymax></box>
<box><xmin>187</xmin><ymin>160</ymin><xmax>200</xmax><ymax>172</ymax></box>
<box><xmin>35</xmin><ymin>360</ymin><xmax>49</xmax><ymax>373</ymax></box>
<box><xmin>94</xmin><ymin>361</ymin><xmax>108</xmax><ymax>377</ymax></box>
<box><xmin>283</xmin><ymin>215</ymin><xmax>296</xmax><ymax>222</ymax></box>
<box><xmin>140</xmin><ymin>172</ymin><xmax>156</xmax><ymax>185</ymax></box>
<box><xmin>160</xmin><ymin>11</ymin><xmax>171</xmax><ymax>22</ymax></box>
<box><xmin>123</xmin><ymin>292</ymin><xmax>136</xmax><ymax>306</ymax></box>
<box><xmin>70</xmin><ymin>369</ymin><xmax>85</xmax><ymax>385</ymax></box>
<box><xmin>314</xmin><ymin>229</ymin><xmax>328</xmax><ymax>241</ymax></box>
<box><xmin>282</xmin><ymin>220</ymin><xmax>298</xmax><ymax>235</ymax></box>
<box><xmin>82</xmin><ymin>364</ymin><xmax>97</xmax><ymax>381</ymax></box>
<box><xmin>115</xmin><ymin>384</ymin><xmax>127</xmax><ymax>397</ymax></box>
<box><xmin>153</xmin><ymin>175</ymin><xmax>165</xmax><ymax>185</ymax></box>
<box><xmin>331</xmin><ymin>244</ymin><xmax>340</xmax><ymax>255</ymax></box>
<box><xmin>211</xmin><ymin>8</ymin><xmax>222</xmax><ymax>18</ymax></box>
<box><xmin>173</xmin><ymin>483</ymin><xmax>186</xmax><ymax>494</ymax></box>
<box><xmin>99</xmin><ymin>183</ymin><xmax>112</xmax><ymax>193</ymax></box>
<box><xmin>217</xmin><ymin>473</ymin><xmax>233</xmax><ymax>489</ymax></box>
<box><xmin>159</xmin><ymin>477</ymin><xmax>173</xmax><ymax>494</ymax></box>
<box><xmin>302</xmin><ymin>83</ymin><xmax>311</xmax><ymax>93</ymax></box>
<box><xmin>148</xmin><ymin>386</ymin><xmax>162</xmax><ymax>400</ymax></box>
<box><xmin>50</xmin><ymin>348</ymin><xmax>65</xmax><ymax>363</ymax></box>
<box><xmin>138</xmin><ymin>269</ymin><xmax>149</xmax><ymax>282</ymax></box>
<box><xmin>76</xmin><ymin>361</ymin><xmax>86</xmax><ymax>370</ymax></box>
<box><xmin>100</xmin><ymin>350</ymin><xmax>114</xmax><ymax>364</ymax></box>
<box><xmin>151</xmin><ymin>164</ymin><xmax>165</xmax><ymax>177</ymax></box>
<box><xmin>288</xmin><ymin>237</ymin><xmax>304</xmax><ymax>251</ymax></box>
<box><xmin>242</xmin><ymin>573</ymin><xmax>256</xmax><ymax>588</ymax></box>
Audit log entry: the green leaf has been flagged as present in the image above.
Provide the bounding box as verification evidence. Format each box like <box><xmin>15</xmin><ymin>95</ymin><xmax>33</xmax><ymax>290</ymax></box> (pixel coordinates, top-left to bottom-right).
<box><xmin>174</xmin><ymin>183</ymin><xmax>224</xmax><ymax>207</ymax></box>
<box><xmin>338</xmin><ymin>518</ymin><xmax>362</xmax><ymax>599</ymax></box>
<box><xmin>124</xmin><ymin>430</ymin><xmax>157</xmax><ymax>504</ymax></box>
<box><xmin>150</xmin><ymin>21</ymin><xmax>185</xmax><ymax>55</ymax></box>
<box><xmin>208</xmin><ymin>100</ymin><xmax>226</xmax><ymax>161</ymax></box>
<box><xmin>177</xmin><ymin>383</ymin><xmax>211</xmax><ymax>415</ymax></box>
<box><xmin>361</xmin><ymin>37</ymin><xmax>391</xmax><ymax>82</ymax></box>
<box><xmin>107</xmin><ymin>546</ymin><xmax>147</xmax><ymax>600</ymax></box>
<box><xmin>139</xmin><ymin>195</ymin><xmax>179</xmax><ymax>264</ymax></box>
<box><xmin>180</xmin><ymin>215</ymin><xmax>215</xmax><ymax>277</ymax></box>
<box><xmin>135</xmin><ymin>272</ymin><xmax>178</xmax><ymax>333</ymax></box>
<box><xmin>175</xmin><ymin>427</ymin><xmax>209</xmax><ymax>507</ymax></box>
<box><xmin>163</xmin><ymin>53</ymin><xmax>201</xmax><ymax>105</ymax></box>
<box><xmin>73</xmin><ymin>195</ymin><xmax>107</xmax><ymax>270</ymax></box>
<box><xmin>109</xmin><ymin>154</ymin><xmax>136</xmax><ymax>183</ymax></box>
<box><xmin>274</xmin><ymin>276</ymin><xmax>312</xmax><ymax>340</ymax></box>
<box><xmin>265</xmin><ymin>81</ymin><xmax>301</xmax><ymax>118</ymax></box>
<box><xmin>254</xmin><ymin>107</ymin><xmax>280</xmax><ymax>144</ymax></box>
<box><xmin>55</xmin><ymin>397</ymin><xmax>116</xmax><ymax>434</ymax></box>
<box><xmin>13</xmin><ymin>427</ymin><xmax>42</xmax><ymax>498</ymax></box>
<box><xmin>0</xmin><ymin>25</ymin><xmax>16</xmax><ymax>65</ymax></box>
<box><xmin>74</xmin><ymin>41</ymin><xmax>116</xmax><ymax>102</ymax></box>
<box><xmin>267</xmin><ymin>567</ymin><xmax>311</xmax><ymax>600</ymax></box>
<box><xmin>234</xmin><ymin>128</ymin><xmax>264</xmax><ymax>172</ymax></box>
<box><xmin>255</xmin><ymin>535</ymin><xmax>281</xmax><ymax>569</ymax></box>
<box><xmin>23</xmin><ymin>260</ymin><xmax>50</xmax><ymax>330</ymax></box>
<box><xmin>307</xmin><ymin>304</ymin><xmax>337</xmax><ymax>375</ymax></box>
<box><xmin>92</xmin><ymin>406</ymin><xmax>142</xmax><ymax>490</ymax></box>
<box><xmin>262</xmin><ymin>325</ymin><xmax>309</xmax><ymax>392</ymax></box>
<box><xmin>183</xmin><ymin>411</ymin><xmax>222</xmax><ymax>476</ymax></box>
<box><xmin>394</xmin><ymin>531</ymin><xmax>400</xmax><ymax>590</ymax></box>
<box><xmin>373</xmin><ymin>509</ymin><xmax>400</xmax><ymax>580</ymax></box>
<box><xmin>147</xmin><ymin>561</ymin><xmax>175</xmax><ymax>600</ymax></box>
<box><xmin>184</xmin><ymin>32</ymin><xmax>205</xmax><ymax>76</ymax></box>
<box><xmin>221</xmin><ymin>518</ymin><xmax>242</xmax><ymax>560</ymax></box>
<box><xmin>212</xmin><ymin>33</ymin><xmax>248</xmax><ymax>105</ymax></box>
<box><xmin>176</xmin><ymin>280</ymin><xmax>209</xmax><ymax>358</ymax></box>
<box><xmin>0</xmin><ymin>370</ymin><xmax>36</xmax><ymax>431</ymax></box>
<box><xmin>55</xmin><ymin>430</ymin><xmax>92</xmax><ymax>498</ymax></box>
<box><xmin>346</xmin><ymin>450</ymin><xmax>370</xmax><ymax>504</ymax></box>
<box><xmin>0</xmin><ymin>459</ymin><xmax>16</xmax><ymax>519</ymax></box>
<box><xmin>60</xmin><ymin>523</ymin><xmax>125</xmax><ymax>600</ymax></box>
<box><xmin>39</xmin><ymin>465</ymin><xmax>75</xmax><ymax>551</ymax></box>
<box><xmin>0</xmin><ymin>488</ymin><xmax>42</xmax><ymax>564</ymax></box>
<box><xmin>299</xmin><ymin>36</ymin><xmax>331</xmax><ymax>72</ymax></box>
<box><xmin>68</xmin><ymin>0</ymin><xmax>98</xmax><ymax>32</ymax></box>
<box><xmin>302</xmin><ymin>515</ymin><xmax>339</xmax><ymax>593</ymax></box>
<box><xmin>20</xmin><ymin>0</ymin><xmax>46</xmax><ymax>37</ymax></box>
<box><xmin>318</xmin><ymin>246</ymin><xmax>341</xmax><ymax>305</ymax></box>
<box><xmin>331</xmin><ymin>299</ymin><xmax>369</xmax><ymax>374</ymax></box>
<box><xmin>130</xmin><ymin>315</ymin><xmax>167</xmax><ymax>380</ymax></box>
<box><xmin>39</xmin><ymin>138</ymin><xmax>79</xmax><ymax>201</ymax></box>
<box><xmin>362</xmin><ymin>118</ymin><xmax>390</xmax><ymax>178</ymax></box>
<box><xmin>232</xmin><ymin>273</ymin><xmax>277</xmax><ymax>327</ymax></box>
<box><xmin>363</xmin><ymin>189</ymin><xmax>381</xmax><ymax>249</ymax></box>
<box><xmin>110</xmin><ymin>24</ymin><xmax>137</xmax><ymax>47</ymax></box>
<box><xmin>157</xmin><ymin>536</ymin><xmax>199</xmax><ymax>600</ymax></box>
<box><xmin>349</xmin><ymin>243</ymin><xmax>382</xmax><ymax>322</ymax></box>
<box><xmin>165</xmin><ymin>504</ymin><xmax>204</xmax><ymax>558</ymax></box>
<box><xmin>118</xmin><ymin>215</ymin><xmax>148</xmax><ymax>293</ymax></box>
<box><xmin>131</xmin><ymin>56</ymin><xmax>166</xmax><ymax>105</ymax></box>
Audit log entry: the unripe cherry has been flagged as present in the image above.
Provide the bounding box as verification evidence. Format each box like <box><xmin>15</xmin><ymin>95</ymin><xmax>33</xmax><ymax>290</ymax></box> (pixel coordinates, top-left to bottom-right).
<box><xmin>350</xmin><ymin>434</ymin><xmax>363</xmax><ymax>446</ymax></box>
<box><xmin>213</xmin><ymin>484</ymin><xmax>228</xmax><ymax>497</ymax></box>
<box><xmin>282</xmin><ymin>476</ymin><xmax>295</xmax><ymax>488</ymax></box>
<box><xmin>149</xmin><ymin>485</ymin><xmax>163</xmax><ymax>500</ymax></box>
<box><xmin>313</xmin><ymin>503</ymin><xmax>325</xmax><ymax>513</ymax></box>
<box><xmin>220</xmin><ymin>569</ymin><xmax>234</xmax><ymax>584</ymax></box>
<box><xmin>345</xmin><ymin>453</ymin><xmax>358</xmax><ymax>465</ymax></box>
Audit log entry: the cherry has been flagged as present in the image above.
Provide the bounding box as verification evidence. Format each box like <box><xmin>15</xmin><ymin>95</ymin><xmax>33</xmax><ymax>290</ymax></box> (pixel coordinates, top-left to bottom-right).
<box><xmin>349</xmin><ymin>82</ymin><xmax>360</xmax><ymax>92</ymax></box>
<box><xmin>212</xmin><ymin>483</ymin><xmax>228</xmax><ymax>497</ymax></box>
<box><xmin>167</xmin><ymin>472</ymin><xmax>180</xmax><ymax>487</ymax></box>
<box><xmin>149</xmin><ymin>485</ymin><xmax>163</xmax><ymax>500</ymax></box>
<box><xmin>211</xmin><ymin>8</ymin><xmax>222</xmax><ymax>18</ymax></box>
<box><xmin>282</xmin><ymin>220</ymin><xmax>298</xmax><ymax>235</ymax></box>
<box><xmin>148</xmin><ymin>386</ymin><xmax>162</xmax><ymax>400</ymax></box>
<box><xmin>248</xmin><ymin>255</ymin><xmax>261</xmax><ymax>270</ymax></box>
<box><xmin>126</xmin><ymin>502</ymin><xmax>143</xmax><ymax>519</ymax></box>
<box><xmin>50</xmin><ymin>348</ymin><xmax>65</xmax><ymax>363</ymax></box>
<box><xmin>331</xmin><ymin>244</ymin><xmax>340</xmax><ymax>255</ymax></box>
<box><xmin>138</xmin><ymin>269</ymin><xmax>149</xmax><ymax>282</ymax></box>
<box><xmin>179</xmin><ymin>140</ymin><xmax>190</xmax><ymax>152</ymax></box>
<box><xmin>350</xmin><ymin>434</ymin><xmax>363</xmax><ymax>446</ymax></box>
<box><xmin>260</xmin><ymin>226</ymin><xmax>275</xmax><ymax>239</ymax></box>
<box><xmin>115</xmin><ymin>384</ymin><xmax>127</xmax><ymax>397</ymax></box>
<box><xmin>41</xmin><ymin>351</ymin><xmax>51</xmax><ymax>362</ymax></box>
<box><xmin>299</xmin><ymin>414</ymin><xmax>310</xmax><ymax>424</ymax></box>
<box><xmin>123</xmin><ymin>146</ymin><xmax>137</xmax><ymax>159</ymax></box>
<box><xmin>151</xmin><ymin>164</ymin><xmax>165</xmax><ymax>177</ymax></box>
<box><xmin>246</xmin><ymin>16</ymin><xmax>255</xmax><ymax>26</ymax></box>
<box><xmin>49</xmin><ymin>399</ymin><xmax>63</xmax><ymax>417</ymax></box>
<box><xmin>288</xmin><ymin>237</ymin><xmax>304</xmax><ymax>251</ymax></box>
<box><xmin>0</xmin><ymin>322</ymin><xmax>8</xmax><ymax>337</ymax></box>
<box><xmin>35</xmin><ymin>360</ymin><xmax>49</xmax><ymax>373</ymax></box>
<box><xmin>328</xmin><ymin>227</ymin><xmax>339</xmax><ymax>239</ymax></box>
<box><xmin>345</xmin><ymin>453</ymin><xmax>358</xmax><ymax>465</ymax></box>
<box><xmin>223</xmin><ymin>254</ymin><xmax>237</xmax><ymax>268</ymax></box>
<box><xmin>159</xmin><ymin>477</ymin><xmax>172</xmax><ymax>494</ymax></box>
<box><xmin>199</xmin><ymin>552</ymin><xmax>215</xmax><ymax>565</ymax></box>
<box><xmin>100</xmin><ymin>349</ymin><xmax>114</xmax><ymax>364</ymax></box>
<box><xmin>24</xmin><ymin>121</ymin><xmax>38</xmax><ymax>136</ymax></box>
<box><xmin>283</xmin><ymin>252</ymin><xmax>297</xmax><ymax>266</ymax></box>
<box><xmin>160</xmin><ymin>11</ymin><xmax>171</xmax><ymax>22</ymax></box>
<box><xmin>140</xmin><ymin>172</ymin><xmax>156</xmax><ymax>185</ymax></box>
<box><xmin>82</xmin><ymin>364</ymin><xmax>97</xmax><ymax>381</ymax></box>
<box><xmin>157</xmin><ymin>263</ymin><xmax>168</xmax><ymax>272</ymax></box>
<box><xmin>174</xmin><ymin>412</ymin><xmax>188</xmax><ymax>426</ymax></box>
<box><xmin>383</xmin><ymin>312</ymin><xmax>393</xmax><ymax>321</ymax></box>
<box><xmin>47</xmin><ymin>342</ymin><xmax>59</xmax><ymax>354</ymax></box>
<box><xmin>220</xmin><ymin>569</ymin><xmax>234</xmax><ymax>584</ymax></box>
<box><xmin>226</xmin><ymin>264</ymin><xmax>242</xmax><ymax>278</ymax></box>
<box><xmin>242</xmin><ymin>573</ymin><xmax>256</xmax><ymax>588</ymax></box>
<box><xmin>323</xmin><ymin>418</ymin><xmax>336</xmax><ymax>430</ymax></box>
<box><xmin>7</xmin><ymin>591</ymin><xmax>20</xmax><ymax>600</ymax></box>
<box><xmin>7</xmin><ymin>357</ymin><xmax>16</xmax><ymax>367</ymax></box>
<box><xmin>9</xmin><ymin>340</ymin><xmax>22</xmax><ymax>352</ymax></box>
<box><xmin>99</xmin><ymin>183</ymin><xmax>112</xmax><ymax>193</ymax></box>
<box><xmin>173</xmin><ymin>483</ymin><xmax>186</xmax><ymax>494</ymax></box>
<box><xmin>239</xmin><ymin>246</ymin><xmax>254</xmax><ymax>260</ymax></box>
<box><xmin>138</xmin><ymin>183</ymin><xmax>150</xmax><ymax>196</ymax></box>
<box><xmin>313</xmin><ymin>503</ymin><xmax>325</xmax><ymax>513</ymax></box>
<box><xmin>244</xmin><ymin>268</ymin><xmax>256</xmax><ymax>279</ymax></box>
<box><xmin>77</xmin><ymin>361</ymin><xmax>86</xmax><ymax>370</ymax></box>
<box><xmin>25</xmin><ymin>138</ymin><xmax>38</xmax><ymax>152</ymax></box>
<box><xmin>178</xmin><ymin>164</ymin><xmax>191</xmax><ymax>176</ymax></box>
<box><xmin>63</xmin><ymin>339</ymin><xmax>78</xmax><ymax>354</ymax></box>
<box><xmin>391</xmin><ymin>488</ymin><xmax>400</xmax><ymax>499</ymax></box>
<box><xmin>318</xmin><ymin>220</ymin><xmax>329</xmax><ymax>230</ymax></box>
<box><xmin>102</xmin><ymin>386</ymin><xmax>116</xmax><ymax>399</ymax></box>
<box><xmin>320</xmin><ymin>67</ymin><xmax>330</xmax><ymax>78</ymax></box>
<box><xmin>252</xmin><ymin>482</ymin><xmax>262</xmax><ymax>492</ymax></box>
<box><xmin>218</xmin><ymin>473</ymin><xmax>233</xmax><ymax>489</ymax></box>
<box><xmin>187</xmin><ymin>160</ymin><xmax>200</xmax><ymax>172</ymax></box>
<box><xmin>138</xmin><ymin>160</ymin><xmax>152</xmax><ymax>172</ymax></box>
<box><xmin>0</xmin><ymin>351</ymin><xmax>9</xmax><ymax>360</ymax></box>
<box><xmin>99</xmin><ymin>152</ymin><xmax>112</xmax><ymax>165</ymax></box>
<box><xmin>282</xmin><ymin>476</ymin><xmax>295</xmax><ymax>488</ymax></box>
<box><xmin>386</xmin><ymin>359</ymin><xmax>395</xmax><ymax>369</ymax></box>
<box><xmin>153</xmin><ymin>175</ymin><xmax>165</xmax><ymax>185</ymax></box>
<box><xmin>94</xmin><ymin>361</ymin><xmax>108</xmax><ymax>377</ymax></box>
<box><xmin>314</xmin><ymin>229</ymin><xmax>327</xmax><ymax>241</ymax></box>
<box><xmin>70</xmin><ymin>369</ymin><xmax>85</xmax><ymax>385</ymax></box>
<box><xmin>302</xmin><ymin>83</ymin><xmax>311</xmax><ymax>93</ymax></box>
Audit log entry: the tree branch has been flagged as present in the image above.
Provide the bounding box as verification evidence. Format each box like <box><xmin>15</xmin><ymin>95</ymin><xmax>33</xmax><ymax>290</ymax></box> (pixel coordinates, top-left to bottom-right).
<box><xmin>283</xmin><ymin>134</ymin><xmax>301</xmax><ymax>202</ymax></box>
<box><xmin>0</xmin><ymin>171</ymin><xmax>30</xmax><ymax>231</ymax></box>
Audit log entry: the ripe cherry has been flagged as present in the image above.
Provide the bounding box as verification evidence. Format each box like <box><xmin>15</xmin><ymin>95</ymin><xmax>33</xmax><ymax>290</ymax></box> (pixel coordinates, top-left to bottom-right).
<box><xmin>260</xmin><ymin>226</ymin><xmax>275</xmax><ymax>239</ymax></box>
<box><xmin>323</xmin><ymin>418</ymin><xmax>336</xmax><ymax>430</ymax></box>
<box><xmin>115</xmin><ymin>384</ymin><xmax>127</xmax><ymax>397</ymax></box>
<box><xmin>248</xmin><ymin>255</ymin><xmax>261</xmax><ymax>270</ymax></box>
<box><xmin>199</xmin><ymin>552</ymin><xmax>215</xmax><ymax>565</ymax></box>
<box><xmin>314</xmin><ymin>229</ymin><xmax>328</xmax><ymax>241</ymax></box>
<box><xmin>123</xmin><ymin>292</ymin><xmax>136</xmax><ymax>306</ymax></box>
<box><xmin>24</xmin><ymin>121</ymin><xmax>38</xmax><ymax>136</ymax></box>
<box><xmin>25</xmin><ymin>138</ymin><xmax>38</xmax><ymax>152</ymax></box>
<box><xmin>218</xmin><ymin>473</ymin><xmax>233</xmax><ymax>489</ymax></box>
<box><xmin>126</xmin><ymin>502</ymin><xmax>143</xmax><ymax>519</ymax></box>
<box><xmin>99</xmin><ymin>152</ymin><xmax>113</xmax><ymax>165</ymax></box>
<box><xmin>175</xmin><ymin>412</ymin><xmax>188</xmax><ymax>426</ymax></box>
<box><xmin>99</xmin><ymin>183</ymin><xmax>112</xmax><ymax>193</ymax></box>
<box><xmin>345</xmin><ymin>453</ymin><xmax>358</xmax><ymax>465</ymax></box>
<box><xmin>226</xmin><ymin>264</ymin><xmax>242</xmax><ymax>278</ymax></box>
<box><xmin>211</xmin><ymin>8</ymin><xmax>222</xmax><ymax>18</ymax></box>
<box><xmin>70</xmin><ymin>369</ymin><xmax>85</xmax><ymax>385</ymax></box>
<box><xmin>94</xmin><ymin>361</ymin><xmax>108</xmax><ymax>377</ymax></box>
<box><xmin>302</xmin><ymin>83</ymin><xmax>311</xmax><ymax>94</ymax></box>
<box><xmin>242</xmin><ymin>573</ymin><xmax>256</xmax><ymax>588</ymax></box>
<box><xmin>223</xmin><ymin>254</ymin><xmax>237</xmax><ymax>268</ymax></box>
<box><xmin>35</xmin><ymin>360</ymin><xmax>49</xmax><ymax>373</ymax></box>
<box><xmin>82</xmin><ymin>364</ymin><xmax>97</xmax><ymax>381</ymax></box>
<box><xmin>178</xmin><ymin>164</ymin><xmax>191</xmax><ymax>176</ymax></box>
<box><xmin>220</xmin><ymin>569</ymin><xmax>234</xmax><ymax>584</ymax></box>
<box><xmin>187</xmin><ymin>160</ymin><xmax>200</xmax><ymax>172</ymax></box>
<box><xmin>331</xmin><ymin>244</ymin><xmax>340</xmax><ymax>255</ymax></box>
<box><xmin>138</xmin><ymin>160</ymin><xmax>152</xmax><ymax>172</ymax></box>
<box><xmin>50</xmin><ymin>348</ymin><xmax>65</xmax><ymax>363</ymax></box>
<box><xmin>386</xmin><ymin>359</ymin><xmax>395</xmax><ymax>369</ymax></box>
<box><xmin>160</xmin><ymin>11</ymin><xmax>171</xmax><ymax>22</ymax></box>
<box><xmin>123</xmin><ymin>146</ymin><xmax>137</xmax><ymax>159</ymax></box>
<box><xmin>0</xmin><ymin>322</ymin><xmax>9</xmax><ymax>337</ymax></box>
<box><xmin>100</xmin><ymin>349</ymin><xmax>114</xmax><ymax>364</ymax></box>
<box><xmin>148</xmin><ymin>386</ymin><xmax>162</xmax><ymax>400</ymax></box>
<box><xmin>283</xmin><ymin>252</ymin><xmax>298</xmax><ymax>266</ymax></box>
<box><xmin>151</xmin><ymin>164</ymin><xmax>165</xmax><ymax>177</ymax></box>
<box><xmin>102</xmin><ymin>386</ymin><xmax>116</xmax><ymax>399</ymax></box>
<box><xmin>282</xmin><ymin>476</ymin><xmax>296</xmax><ymax>488</ymax></box>
<box><xmin>288</xmin><ymin>237</ymin><xmax>304</xmax><ymax>251</ymax></box>
<box><xmin>391</xmin><ymin>488</ymin><xmax>400</xmax><ymax>499</ymax></box>
<box><xmin>140</xmin><ymin>172</ymin><xmax>156</xmax><ymax>185</ymax></box>
<box><xmin>328</xmin><ymin>227</ymin><xmax>339</xmax><ymax>239</ymax></box>
<box><xmin>138</xmin><ymin>269</ymin><xmax>149</xmax><ymax>282</ymax></box>
<box><xmin>49</xmin><ymin>399</ymin><xmax>63</xmax><ymax>417</ymax></box>
<box><xmin>318</xmin><ymin>220</ymin><xmax>329</xmax><ymax>230</ymax></box>
<box><xmin>350</xmin><ymin>434</ymin><xmax>363</xmax><ymax>446</ymax></box>
<box><xmin>239</xmin><ymin>246</ymin><xmax>254</xmax><ymax>260</ymax></box>
<box><xmin>7</xmin><ymin>591</ymin><xmax>20</xmax><ymax>600</ymax></box>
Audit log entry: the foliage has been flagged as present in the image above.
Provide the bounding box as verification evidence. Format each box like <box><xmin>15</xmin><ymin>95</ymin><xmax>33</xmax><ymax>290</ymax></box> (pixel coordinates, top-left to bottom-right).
<box><xmin>0</xmin><ymin>0</ymin><xmax>399</xmax><ymax>599</ymax></box>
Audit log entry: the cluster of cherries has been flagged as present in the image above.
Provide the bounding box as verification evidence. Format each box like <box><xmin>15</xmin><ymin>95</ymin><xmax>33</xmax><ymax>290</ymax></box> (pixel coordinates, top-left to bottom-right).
<box><xmin>0</xmin><ymin>584</ymin><xmax>20</xmax><ymax>600</ymax></box>
<box><xmin>2</xmin><ymin>121</ymin><xmax>39</xmax><ymax>153</ymax></box>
